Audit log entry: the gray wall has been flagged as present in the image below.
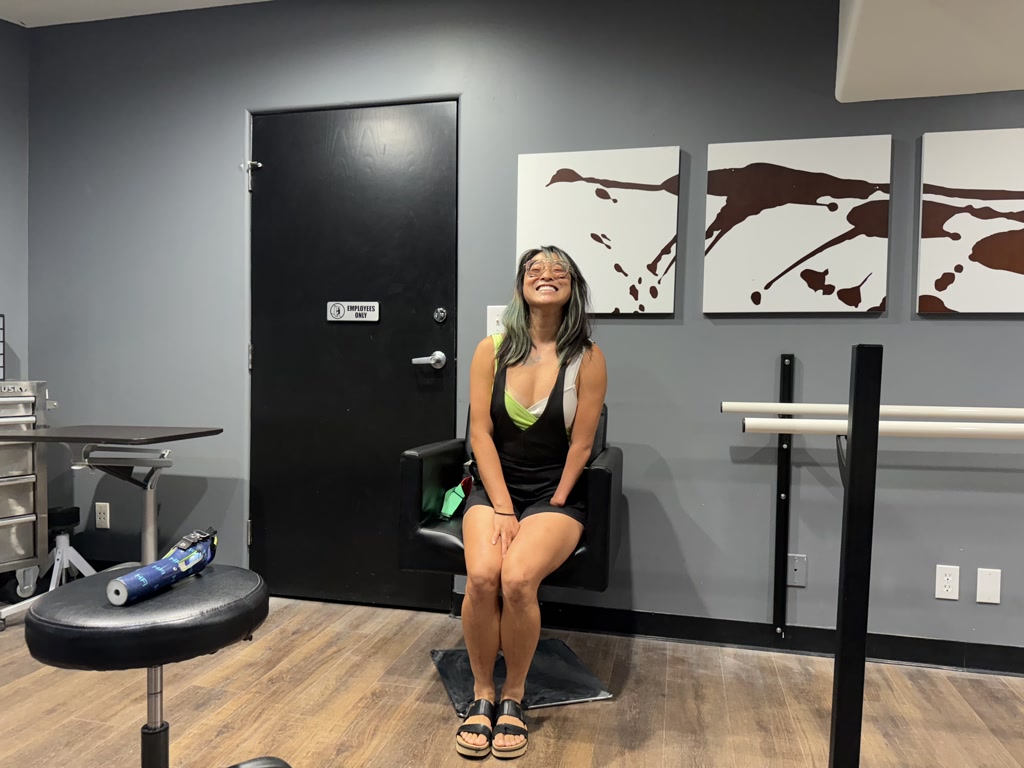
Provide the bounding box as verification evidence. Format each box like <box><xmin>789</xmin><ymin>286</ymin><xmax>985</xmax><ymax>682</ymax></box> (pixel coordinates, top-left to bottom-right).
<box><xmin>26</xmin><ymin>0</ymin><xmax>1024</xmax><ymax>645</ymax></box>
<box><xmin>0</xmin><ymin>20</ymin><xmax>28</xmax><ymax>379</ymax></box>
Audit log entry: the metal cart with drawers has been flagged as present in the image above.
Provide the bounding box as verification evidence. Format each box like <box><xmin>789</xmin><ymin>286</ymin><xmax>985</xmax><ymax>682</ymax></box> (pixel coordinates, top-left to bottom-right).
<box><xmin>0</xmin><ymin>381</ymin><xmax>52</xmax><ymax>601</ymax></box>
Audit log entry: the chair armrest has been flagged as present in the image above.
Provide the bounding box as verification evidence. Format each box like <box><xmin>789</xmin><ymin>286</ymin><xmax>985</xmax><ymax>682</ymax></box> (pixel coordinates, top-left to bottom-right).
<box><xmin>403</xmin><ymin>438</ymin><xmax>466</xmax><ymax>464</ymax></box>
<box><xmin>584</xmin><ymin>446</ymin><xmax>624</xmax><ymax>589</ymax></box>
<box><xmin>400</xmin><ymin>439</ymin><xmax>466</xmax><ymax>530</ymax></box>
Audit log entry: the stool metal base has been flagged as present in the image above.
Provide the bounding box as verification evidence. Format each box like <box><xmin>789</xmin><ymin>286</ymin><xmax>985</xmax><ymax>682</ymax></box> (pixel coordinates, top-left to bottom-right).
<box><xmin>137</xmin><ymin>663</ymin><xmax>290</xmax><ymax>768</ymax></box>
<box><xmin>141</xmin><ymin>664</ymin><xmax>168</xmax><ymax>768</ymax></box>
<box><xmin>141</xmin><ymin>721</ymin><xmax>169</xmax><ymax>768</ymax></box>
<box><xmin>431</xmin><ymin>638</ymin><xmax>612</xmax><ymax>718</ymax></box>
<box><xmin>0</xmin><ymin>533</ymin><xmax>98</xmax><ymax>631</ymax></box>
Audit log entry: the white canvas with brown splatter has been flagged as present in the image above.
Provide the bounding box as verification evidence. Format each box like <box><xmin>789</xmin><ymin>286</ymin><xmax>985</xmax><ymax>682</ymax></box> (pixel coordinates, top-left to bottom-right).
<box><xmin>516</xmin><ymin>146</ymin><xmax>680</xmax><ymax>314</ymax></box>
<box><xmin>917</xmin><ymin>128</ymin><xmax>1024</xmax><ymax>314</ymax></box>
<box><xmin>702</xmin><ymin>134</ymin><xmax>892</xmax><ymax>313</ymax></box>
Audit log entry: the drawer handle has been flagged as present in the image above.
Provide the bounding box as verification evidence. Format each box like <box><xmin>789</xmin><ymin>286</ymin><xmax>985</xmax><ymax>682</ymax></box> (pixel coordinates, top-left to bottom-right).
<box><xmin>0</xmin><ymin>514</ymin><xmax>36</xmax><ymax>528</ymax></box>
<box><xmin>0</xmin><ymin>416</ymin><xmax>36</xmax><ymax>426</ymax></box>
<box><xmin>0</xmin><ymin>474</ymin><xmax>36</xmax><ymax>487</ymax></box>
<box><xmin>0</xmin><ymin>396</ymin><xmax>35</xmax><ymax>406</ymax></box>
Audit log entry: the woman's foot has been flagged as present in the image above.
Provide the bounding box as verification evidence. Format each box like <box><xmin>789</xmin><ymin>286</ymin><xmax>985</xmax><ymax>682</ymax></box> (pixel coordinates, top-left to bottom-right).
<box><xmin>455</xmin><ymin>691</ymin><xmax>496</xmax><ymax>758</ymax></box>
<box><xmin>492</xmin><ymin>697</ymin><xmax>529</xmax><ymax>759</ymax></box>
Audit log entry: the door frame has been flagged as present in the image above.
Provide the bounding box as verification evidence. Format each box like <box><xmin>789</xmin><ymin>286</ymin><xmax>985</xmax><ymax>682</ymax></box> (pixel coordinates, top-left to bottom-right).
<box><xmin>241</xmin><ymin>94</ymin><xmax>462</xmax><ymax>568</ymax></box>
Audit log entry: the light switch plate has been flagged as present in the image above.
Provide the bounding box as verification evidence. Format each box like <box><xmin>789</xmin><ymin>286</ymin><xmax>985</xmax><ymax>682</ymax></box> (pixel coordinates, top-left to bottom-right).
<box><xmin>487</xmin><ymin>305</ymin><xmax>506</xmax><ymax>336</ymax></box>
<box><xmin>977</xmin><ymin>568</ymin><xmax>1001</xmax><ymax>604</ymax></box>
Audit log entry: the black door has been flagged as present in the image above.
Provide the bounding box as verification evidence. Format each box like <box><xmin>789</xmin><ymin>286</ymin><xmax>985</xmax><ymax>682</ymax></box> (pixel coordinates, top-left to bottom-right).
<box><xmin>249</xmin><ymin>101</ymin><xmax>457</xmax><ymax>610</ymax></box>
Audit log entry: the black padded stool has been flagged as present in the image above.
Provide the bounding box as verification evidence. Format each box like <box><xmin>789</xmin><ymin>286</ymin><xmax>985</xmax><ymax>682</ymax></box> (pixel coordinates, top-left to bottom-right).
<box><xmin>24</xmin><ymin>564</ymin><xmax>291</xmax><ymax>768</ymax></box>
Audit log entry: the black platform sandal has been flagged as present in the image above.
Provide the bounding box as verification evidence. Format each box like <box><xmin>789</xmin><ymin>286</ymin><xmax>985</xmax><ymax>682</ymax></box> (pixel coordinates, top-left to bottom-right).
<box><xmin>455</xmin><ymin>699</ymin><xmax>496</xmax><ymax>759</ymax></box>
<box><xmin>491</xmin><ymin>699</ymin><xmax>529</xmax><ymax>759</ymax></box>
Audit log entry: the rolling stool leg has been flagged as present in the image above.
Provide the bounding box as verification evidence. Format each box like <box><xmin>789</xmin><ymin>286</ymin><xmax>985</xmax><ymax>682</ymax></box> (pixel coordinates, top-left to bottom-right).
<box><xmin>49</xmin><ymin>544</ymin><xmax>67</xmax><ymax>592</ymax></box>
<box><xmin>141</xmin><ymin>665</ymin><xmax>169</xmax><ymax>768</ymax></box>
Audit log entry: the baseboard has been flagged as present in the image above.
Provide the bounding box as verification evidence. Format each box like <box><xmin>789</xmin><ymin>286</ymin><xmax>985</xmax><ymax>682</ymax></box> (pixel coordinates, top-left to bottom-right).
<box><xmin>449</xmin><ymin>592</ymin><xmax>1024</xmax><ymax>676</ymax></box>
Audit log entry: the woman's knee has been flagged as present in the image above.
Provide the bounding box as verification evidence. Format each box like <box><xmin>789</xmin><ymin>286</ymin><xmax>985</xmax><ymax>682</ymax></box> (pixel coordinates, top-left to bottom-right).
<box><xmin>466</xmin><ymin>561</ymin><xmax>501</xmax><ymax>598</ymax></box>
<box><xmin>500</xmin><ymin>561</ymin><xmax>538</xmax><ymax>605</ymax></box>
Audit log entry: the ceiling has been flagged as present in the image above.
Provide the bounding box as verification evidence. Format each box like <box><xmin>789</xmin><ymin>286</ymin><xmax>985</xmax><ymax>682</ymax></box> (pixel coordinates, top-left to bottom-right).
<box><xmin>0</xmin><ymin>0</ymin><xmax>272</xmax><ymax>27</ymax></box>
<box><xmin>837</xmin><ymin>0</ymin><xmax>1024</xmax><ymax>102</ymax></box>
<box><xmin>2</xmin><ymin>0</ymin><xmax>1022</xmax><ymax>103</ymax></box>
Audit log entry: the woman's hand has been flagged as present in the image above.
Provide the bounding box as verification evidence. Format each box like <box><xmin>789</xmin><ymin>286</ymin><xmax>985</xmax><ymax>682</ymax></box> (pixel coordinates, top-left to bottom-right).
<box><xmin>549</xmin><ymin>493</ymin><xmax>566</xmax><ymax>507</ymax></box>
<box><xmin>491</xmin><ymin>509</ymin><xmax>520</xmax><ymax>558</ymax></box>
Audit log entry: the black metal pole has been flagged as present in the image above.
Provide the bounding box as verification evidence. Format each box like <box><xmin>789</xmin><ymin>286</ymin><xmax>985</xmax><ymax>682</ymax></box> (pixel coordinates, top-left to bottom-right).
<box><xmin>773</xmin><ymin>354</ymin><xmax>794</xmax><ymax>639</ymax></box>
<box><xmin>828</xmin><ymin>344</ymin><xmax>883</xmax><ymax>768</ymax></box>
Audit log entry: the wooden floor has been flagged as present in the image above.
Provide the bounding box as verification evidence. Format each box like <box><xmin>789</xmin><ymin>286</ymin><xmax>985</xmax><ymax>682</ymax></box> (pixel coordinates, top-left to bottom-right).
<box><xmin>1</xmin><ymin>598</ymin><xmax>1024</xmax><ymax>767</ymax></box>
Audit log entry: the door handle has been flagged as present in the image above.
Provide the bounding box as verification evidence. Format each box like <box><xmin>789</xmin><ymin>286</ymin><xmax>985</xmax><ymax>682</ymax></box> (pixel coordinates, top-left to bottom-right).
<box><xmin>412</xmin><ymin>351</ymin><xmax>447</xmax><ymax>369</ymax></box>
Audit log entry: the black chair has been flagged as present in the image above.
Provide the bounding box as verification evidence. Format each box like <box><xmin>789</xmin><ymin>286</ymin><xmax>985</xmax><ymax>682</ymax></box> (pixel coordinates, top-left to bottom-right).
<box><xmin>399</xmin><ymin>405</ymin><xmax>625</xmax><ymax>715</ymax></box>
<box><xmin>24</xmin><ymin>564</ymin><xmax>291</xmax><ymax>768</ymax></box>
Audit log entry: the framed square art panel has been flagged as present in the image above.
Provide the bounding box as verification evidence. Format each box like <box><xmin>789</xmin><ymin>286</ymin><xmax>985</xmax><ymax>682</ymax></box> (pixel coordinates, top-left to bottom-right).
<box><xmin>703</xmin><ymin>134</ymin><xmax>892</xmax><ymax>314</ymax></box>
<box><xmin>917</xmin><ymin>128</ymin><xmax>1024</xmax><ymax>314</ymax></box>
<box><xmin>516</xmin><ymin>146</ymin><xmax>680</xmax><ymax>315</ymax></box>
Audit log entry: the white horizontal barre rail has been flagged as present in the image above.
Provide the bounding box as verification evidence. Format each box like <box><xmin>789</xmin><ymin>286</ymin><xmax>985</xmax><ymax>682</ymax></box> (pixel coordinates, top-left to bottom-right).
<box><xmin>742</xmin><ymin>418</ymin><xmax>1024</xmax><ymax>440</ymax></box>
<box><xmin>722</xmin><ymin>401</ymin><xmax>1024</xmax><ymax>422</ymax></box>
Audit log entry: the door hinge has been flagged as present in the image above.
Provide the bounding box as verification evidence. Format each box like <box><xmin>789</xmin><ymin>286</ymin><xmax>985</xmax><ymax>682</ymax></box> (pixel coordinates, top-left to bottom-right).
<box><xmin>248</xmin><ymin>342</ymin><xmax>253</xmax><ymax>371</ymax></box>
<box><xmin>247</xmin><ymin>518</ymin><xmax>252</xmax><ymax>546</ymax></box>
<box><xmin>242</xmin><ymin>160</ymin><xmax>262</xmax><ymax>192</ymax></box>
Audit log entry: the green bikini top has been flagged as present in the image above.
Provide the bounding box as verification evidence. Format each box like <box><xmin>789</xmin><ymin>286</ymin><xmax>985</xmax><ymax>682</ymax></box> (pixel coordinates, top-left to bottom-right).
<box><xmin>492</xmin><ymin>334</ymin><xmax>581</xmax><ymax>433</ymax></box>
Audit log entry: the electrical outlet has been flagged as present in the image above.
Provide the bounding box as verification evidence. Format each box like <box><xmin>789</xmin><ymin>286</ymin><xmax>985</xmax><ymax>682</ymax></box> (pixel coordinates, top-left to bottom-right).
<box><xmin>95</xmin><ymin>502</ymin><xmax>110</xmax><ymax>529</ymax></box>
<box><xmin>977</xmin><ymin>568</ymin><xmax>1001</xmax><ymax>604</ymax></box>
<box><xmin>935</xmin><ymin>564</ymin><xmax>959</xmax><ymax>600</ymax></box>
<box><xmin>487</xmin><ymin>305</ymin><xmax>506</xmax><ymax>336</ymax></box>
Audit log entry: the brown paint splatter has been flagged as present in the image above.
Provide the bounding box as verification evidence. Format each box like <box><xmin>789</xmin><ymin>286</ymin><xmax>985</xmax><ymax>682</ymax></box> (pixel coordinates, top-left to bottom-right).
<box><xmin>705</xmin><ymin>163</ymin><xmax>888</xmax><ymax>255</ymax></box>
<box><xmin>595</xmin><ymin>188</ymin><xmax>619</xmax><ymax>203</ymax></box>
<box><xmin>648</xmin><ymin>235</ymin><xmax>678</xmax><ymax>279</ymax></box>
<box><xmin>612</xmin><ymin>307</ymin><xmax>621</xmax><ymax>314</ymax></box>
<box><xmin>764</xmin><ymin>199</ymin><xmax>888</xmax><ymax>291</ymax></box>
<box><xmin>868</xmin><ymin>296</ymin><xmax>886</xmax><ymax>312</ymax></box>
<box><xmin>921</xmin><ymin>201</ymin><xmax>1024</xmax><ymax>241</ymax></box>
<box><xmin>639</xmin><ymin>304</ymin><xmax>646</xmax><ymax>312</ymax></box>
<box><xmin>919</xmin><ymin>295</ymin><xmax>957</xmax><ymax>313</ymax></box>
<box><xmin>954</xmin><ymin>264</ymin><xmax>964</xmax><ymax>273</ymax></box>
<box><xmin>837</xmin><ymin>273</ymin><xmax>872</xmax><ymax>308</ymax></box>
<box><xmin>629</xmin><ymin>285</ymin><xmax>639</xmax><ymax>301</ymax></box>
<box><xmin>547</xmin><ymin>168</ymin><xmax>679</xmax><ymax>196</ymax></box>
<box><xmin>590</xmin><ymin>233</ymin><xmax>612</xmax><ymax>249</ymax></box>
<box><xmin>751</xmin><ymin>291</ymin><xmax>762</xmax><ymax>306</ymax></box>
<box><xmin>921</xmin><ymin>201</ymin><xmax>966</xmax><ymax>240</ymax></box>
<box><xmin>650</xmin><ymin>286</ymin><xmax>659</xmax><ymax>299</ymax></box>
<box><xmin>614</xmin><ymin>263</ymin><xmax>629</xmax><ymax>277</ymax></box>
<box><xmin>923</xmin><ymin>184</ymin><xmax>1024</xmax><ymax>201</ymax></box>
<box><xmin>800</xmin><ymin>268</ymin><xmax>836</xmax><ymax>296</ymax></box>
<box><xmin>968</xmin><ymin>228</ymin><xmax>1024</xmax><ymax>275</ymax></box>
<box><xmin>935</xmin><ymin>272</ymin><xmax>956</xmax><ymax>292</ymax></box>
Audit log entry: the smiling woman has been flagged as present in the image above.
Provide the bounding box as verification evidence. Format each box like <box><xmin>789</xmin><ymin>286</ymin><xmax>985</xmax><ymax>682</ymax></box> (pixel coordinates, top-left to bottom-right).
<box><xmin>454</xmin><ymin>245</ymin><xmax>608</xmax><ymax>760</ymax></box>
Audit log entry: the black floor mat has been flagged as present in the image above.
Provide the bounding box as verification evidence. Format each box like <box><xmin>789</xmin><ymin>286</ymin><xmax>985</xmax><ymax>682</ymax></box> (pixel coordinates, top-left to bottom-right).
<box><xmin>430</xmin><ymin>637</ymin><xmax>612</xmax><ymax>717</ymax></box>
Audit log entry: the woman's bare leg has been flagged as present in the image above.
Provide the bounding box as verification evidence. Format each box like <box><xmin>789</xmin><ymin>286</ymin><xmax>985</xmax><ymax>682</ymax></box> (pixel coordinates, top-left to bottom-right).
<box><xmin>458</xmin><ymin>505</ymin><xmax>505</xmax><ymax>748</ymax></box>
<box><xmin>494</xmin><ymin>512</ymin><xmax>583</xmax><ymax>749</ymax></box>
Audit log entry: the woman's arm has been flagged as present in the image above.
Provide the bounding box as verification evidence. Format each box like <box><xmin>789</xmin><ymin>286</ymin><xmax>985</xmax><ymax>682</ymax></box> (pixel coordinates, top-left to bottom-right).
<box><xmin>468</xmin><ymin>337</ymin><xmax>515</xmax><ymax>517</ymax></box>
<box><xmin>551</xmin><ymin>344</ymin><xmax>608</xmax><ymax>505</ymax></box>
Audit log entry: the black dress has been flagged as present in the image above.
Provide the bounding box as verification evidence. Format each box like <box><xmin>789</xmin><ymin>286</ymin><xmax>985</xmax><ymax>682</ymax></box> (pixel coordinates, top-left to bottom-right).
<box><xmin>464</xmin><ymin>359</ymin><xmax>587</xmax><ymax>526</ymax></box>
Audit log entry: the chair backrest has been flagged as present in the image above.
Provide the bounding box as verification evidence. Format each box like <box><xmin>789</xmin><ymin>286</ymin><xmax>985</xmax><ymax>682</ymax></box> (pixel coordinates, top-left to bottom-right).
<box><xmin>465</xmin><ymin>403</ymin><xmax>608</xmax><ymax>463</ymax></box>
